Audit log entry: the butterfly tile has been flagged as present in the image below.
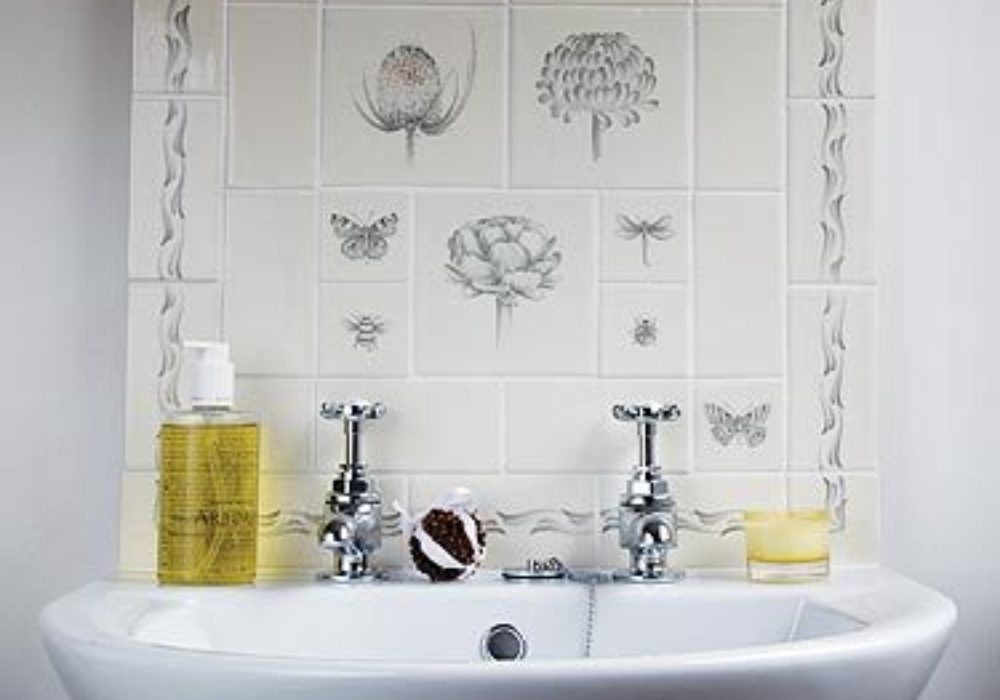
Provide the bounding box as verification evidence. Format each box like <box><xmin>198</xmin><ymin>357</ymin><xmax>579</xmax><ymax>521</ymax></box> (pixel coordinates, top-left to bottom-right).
<box><xmin>133</xmin><ymin>0</ymin><xmax>223</xmax><ymax>94</ymax></box>
<box><xmin>601</xmin><ymin>192</ymin><xmax>689</xmax><ymax>283</ymax></box>
<box><xmin>510</xmin><ymin>7</ymin><xmax>690</xmax><ymax>188</ymax></box>
<box><xmin>694</xmin><ymin>380</ymin><xmax>784</xmax><ymax>471</ymax></box>
<box><xmin>318</xmin><ymin>283</ymin><xmax>409</xmax><ymax>377</ymax></box>
<box><xmin>322</xmin><ymin>7</ymin><xmax>504</xmax><ymax>186</ymax></box>
<box><xmin>321</xmin><ymin>192</ymin><xmax>409</xmax><ymax>282</ymax></box>
<box><xmin>414</xmin><ymin>192</ymin><xmax>597</xmax><ymax>375</ymax></box>
<box><xmin>599</xmin><ymin>285</ymin><xmax>688</xmax><ymax>377</ymax></box>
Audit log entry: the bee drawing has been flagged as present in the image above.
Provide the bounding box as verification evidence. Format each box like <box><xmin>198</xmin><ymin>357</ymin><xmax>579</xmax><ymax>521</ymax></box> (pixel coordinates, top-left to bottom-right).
<box><xmin>632</xmin><ymin>316</ymin><xmax>658</xmax><ymax>347</ymax></box>
<box><xmin>343</xmin><ymin>313</ymin><xmax>387</xmax><ymax>352</ymax></box>
<box><xmin>703</xmin><ymin>402</ymin><xmax>771</xmax><ymax>449</ymax></box>
<box><xmin>616</xmin><ymin>213</ymin><xmax>677</xmax><ymax>267</ymax></box>
<box><xmin>330</xmin><ymin>211</ymin><xmax>399</xmax><ymax>261</ymax></box>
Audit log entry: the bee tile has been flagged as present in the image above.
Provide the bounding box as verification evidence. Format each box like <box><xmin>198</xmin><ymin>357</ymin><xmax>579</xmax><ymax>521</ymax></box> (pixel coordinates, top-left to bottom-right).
<box><xmin>599</xmin><ymin>285</ymin><xmax>688</xmax><ymax>378</ymax></box>
<box><xmin>601</xmin><ymin>192</ymin><xmax>689</xmax><ymax>283</ymax></box>
<box><xmin>510</xmin><ymin>7</ymin><xmax>690</xmax><ymax>188</ymax></box>
<box><xmin>318</xmin><ymin>283</ymin><xmax>409</xmax><ymax>377</ymax></box>
<box><xmin>322</xmin><ymin>7</ymin><xmax>504</xmax><ymax>186</ymax></box>
<box><xmin>694</xmin><ymin>380</ymin><xmax>784</xmax><ymax>472</ymax></box>
<box><xmin>321</xmin><ymin>191</ymin><xmax>409</xmax><ymax>282</ymax></box>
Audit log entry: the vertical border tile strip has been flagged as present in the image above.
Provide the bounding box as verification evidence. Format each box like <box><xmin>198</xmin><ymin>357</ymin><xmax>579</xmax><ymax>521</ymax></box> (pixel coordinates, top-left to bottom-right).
<box><xmin>164</xmin><ymin>0</ymin><xmax>193</xmax><ymax>93</ymax></box>
<box><xmin>156</xmin><ymin>286</ymin><xmax>185</xmax><ymax>415</ymax></box>
<box><xmin>817</xmin><ymin>0</ymin><xmax>845</xmax><ymax>99</ymax></box>
<box><xmin>158</xmin><ymin>101</ymin><xmax>188</xmax><ymax>280</ymax></box>
<box><xmin>819</xmin><ymin>102</ymin><xmax>847</xmax><ymax>281</ymax></box>
<box><xmin>819</xmin><ymin>290</ymin><xmax>847</xmax><ymax>531</ymax></box>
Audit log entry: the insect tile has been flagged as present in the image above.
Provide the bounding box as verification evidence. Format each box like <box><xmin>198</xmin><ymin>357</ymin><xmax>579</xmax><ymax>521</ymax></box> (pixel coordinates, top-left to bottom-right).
<box><xmin>318</xmin><ymin>282</ymin><xmax>408</xmax><ymax>377</ymax></box>
<box><xmin>694</xmin><ymin>381</ymin><xmax>785</xmax><ymax>472</ymax></box>
<box><xmin>600</xmin><ymin>192</ymin><xmax>689</xmax><ymax>282</ymax></box>
<box><xmin>599</xmin><ymin>285</ymin><xmax>687</xmax><ymax>378</ymax></box>
<box><xmin>321</xmin><ymin>191</ymin><xmax>409</xmax><ymax>282</ymax></box>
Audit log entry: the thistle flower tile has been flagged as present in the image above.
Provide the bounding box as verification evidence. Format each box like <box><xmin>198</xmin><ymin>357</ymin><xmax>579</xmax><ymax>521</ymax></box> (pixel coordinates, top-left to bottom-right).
<box><xmin>322</xmin><ymin>7</ymin><xmax>504</xmax><ymax>186</ymax></box>
<box><xmin>510</xmin><ymin>7</ymin><xmax>690</xmax><ymax>188</ymax></box>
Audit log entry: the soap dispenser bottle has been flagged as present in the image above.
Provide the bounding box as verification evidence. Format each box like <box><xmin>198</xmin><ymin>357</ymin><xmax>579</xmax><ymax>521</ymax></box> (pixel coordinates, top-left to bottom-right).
<box><xmin>157</xmin><ymin>341</ymin><xmax>260</xmax><ymax>585</ymax></box>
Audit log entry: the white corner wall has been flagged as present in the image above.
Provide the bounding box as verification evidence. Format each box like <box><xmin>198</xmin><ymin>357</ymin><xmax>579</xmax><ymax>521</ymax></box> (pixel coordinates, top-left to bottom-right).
<box><xmin>879</xmin><ymin>0</ymin><xmax>1000</xmax><ymax>698</ymax></box>
<box><xmin>0</xmin><ymin>1</ymin><xmax>130</xmax><ymax>698</ymax></box>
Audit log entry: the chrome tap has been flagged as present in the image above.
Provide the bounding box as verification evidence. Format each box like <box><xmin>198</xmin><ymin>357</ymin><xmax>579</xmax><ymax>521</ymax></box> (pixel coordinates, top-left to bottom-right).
<box><xmin>613</xmin><ymin>402</ymin><xmax>684</xmax><ymax>583</ymax></box>
<box><xmin>318</xmin><ymin>400</ymin><xmax>385</xmax><ymax>581</ymax></box>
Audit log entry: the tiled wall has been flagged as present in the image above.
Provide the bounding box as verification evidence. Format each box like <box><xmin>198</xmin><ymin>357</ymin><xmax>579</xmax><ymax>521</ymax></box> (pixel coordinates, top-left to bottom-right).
<box><xmin>123</xmin><ymin>0</ymin><xmax>877</xmax><ymax>576</ymax></box>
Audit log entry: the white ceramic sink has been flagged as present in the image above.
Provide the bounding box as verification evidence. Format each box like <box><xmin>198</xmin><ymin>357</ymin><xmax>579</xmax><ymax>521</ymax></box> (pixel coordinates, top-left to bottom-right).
<box><xmin>41</xmin><ymin>568</ymin><xmax>954</xmax><ymax>700</ymax></box>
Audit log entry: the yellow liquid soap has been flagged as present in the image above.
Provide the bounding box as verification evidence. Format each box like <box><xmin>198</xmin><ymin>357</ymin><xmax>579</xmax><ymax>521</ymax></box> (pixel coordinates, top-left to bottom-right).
<box><xmin>744</xmin><ymin>509</ymin><xmax>830</xmax><ymax>583</ymax></box>
<box><xmin>157</xmin><ymin>415</ymin><xmax>260</xmax><ymax>585</ymax></box>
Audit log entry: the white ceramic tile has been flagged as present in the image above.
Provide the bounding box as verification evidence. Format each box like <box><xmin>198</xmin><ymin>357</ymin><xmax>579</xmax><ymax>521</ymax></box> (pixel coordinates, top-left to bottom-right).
<box><xmin>133</xmin><ymin>0</ymin><xmax>223</xmax><ymax>94</ymax></box>
<box><xmin>517</xmin><ymin>0</ymin><xmax>689</xmax><ymax>5</ymax></box>
<box><xmin>258</xmin><ymin>474</ymin><xmax>328</xmax><ymax>572</ymax></box>
<box><xmin>598</xmin><ymin>474</ymin><xmax>784</xmax><ymax>569</ymax></box>
<box><xmin>321</xmin><ymin>191</ymin><xmax>409</xmax><ymax>283</ymax></box>
<box><xmin>510</xmin><ymin>8</ymin><xmax>690</xmax><ymax>188</ymax></box>
<box><xmin>126</xmin><ymin>283</ymin><xmax>222</xmax><ymax>469</ymax></box>
<box><xmin>414</xmin><ymin>192</ymin><xmax>597</xmax><ymax>375</ymax></box>
<box><xmin>694</xmin><ymin>380</ymin><xmax>784</xmax><ymax>471</ymax></box>
<box><xmin>119</xmin><ymin>471</ymin><xmax>158</xmax><ymax>573</ymax></box>
<box><xmin>316</xmin><ymin>380</ymin><xmax>502</xmax><ymax>473</ymax></box>
<box><xmin>600</xmin><ymin>192</ymin><xmax>689</xmax><ymax>282</ymax></box>
<box><xmin>228</xmin><ymin>6</ymin><xmax>317</xmax><ymax>187</ymax></box>
<box><xmin>322</xmin><ymin>8</ymin><xmax>504</xmax><ymax>186</ymax></box>
<box><xmin>235</xmin><ymin>378</ymin><xmax>315</xmax><ymax>473</ymax></box>
<box><xmin>226</xmin><ymin>193</ymin><xmax>317</xmax><ymax>375</ymax></box>
<box><xmin>789</xmin><ymin>0</ymin><xmax>875</xmax><ymax>98</ymax></box>
<box><xmin>410</xmin><ymin>476</ymin><xmax>597</xmax><ymax>569</ymax></box>
<box><xmin>318</xmin><ymin>283</ymin><xmax>409</xmax><ymax>377</ymax></box>
<box><xmin>696</xmin><ymin>9</ymin><xmax>782</xmax><ymax>188</ymax></box>
<box><xmin>788</xmin><ymin>288</ymin><xmax>876</xmax><ymax>471</ymax></box>
<box><xmin>694</xmin><ymin>194</ymin><xmax>782</xmax><ymax>376</ymax></box>
<box><xmin>788</xmin><ymin>100</ymin><xmax>875</xmax><ymax>283</ymax></box>
<box><xmin>129</xmin><ymin>99</ymin><xmax>222</xmax><ymax>281</ymax></box>
<box><xmin>788</xmin><ymin>473</ymin><xmax>878</xmax><ymax>564</ymax></box>
<box><xmin>599</xmin><ymin>285</ymin><xmax>688</xmax><ymax>377</ymax></box>
<box><xmin>506</xmin><ymin>380</ymin><xmax>689</xmax><ymax>473</ymax></box>
<box><xmin>698</xmin><ymin>0</ymin><xmax>782</xmax><ymax>4</ymax></box>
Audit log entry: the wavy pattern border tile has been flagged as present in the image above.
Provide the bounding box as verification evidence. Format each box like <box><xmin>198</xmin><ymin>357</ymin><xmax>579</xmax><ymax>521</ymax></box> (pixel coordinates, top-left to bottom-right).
<box><xmin>819</xmin><ymin>102</ymin><xmax>847</xmax><ymax>281</ymax></box>
<box><xmin>819</xmin><ymin>290</ymin><xmax>848</xmax><ymax>531</ymax></box>
<box><xmin>164</xmin><ymin>0</ymin><xmax>192</xmax><ymax>92</ymax></box>
<box><xmin>156</xmin><ymin>285</ymin><xmax>184</xmax><ymax>413</ymax></box>
<box><xmin>158</xmin><ymin>100</ymin><xmax>187</xmax><ymax>280</ymax></box>
<box><xmin>818</xmin><ymin>0</ymin><xmax>845</xmax><ymax>98</ymax></box>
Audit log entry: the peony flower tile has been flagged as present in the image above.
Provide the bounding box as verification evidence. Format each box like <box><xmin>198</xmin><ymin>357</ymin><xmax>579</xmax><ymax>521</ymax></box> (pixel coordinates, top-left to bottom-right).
<box><xmin>122</xmin><ymin>0</ymin><xmax>879</xmax><ymax>575</ymax></box>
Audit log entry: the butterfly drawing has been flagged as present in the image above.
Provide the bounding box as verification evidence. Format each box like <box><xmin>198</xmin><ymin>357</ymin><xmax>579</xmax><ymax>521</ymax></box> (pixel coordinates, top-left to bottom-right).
<box><xmin>703</xmin><ymin>402</ymin><xmax>771</xmax><ymax>448</ymax></box>
<box><xmin>330</xmin><ymin>211</ymin><xmax>399</xmax><ymax>261</ymax></box>
<box><xmin>616</xmin><ymin>213</ymin><xmax>678</xmax><ymax>267</ymax></box>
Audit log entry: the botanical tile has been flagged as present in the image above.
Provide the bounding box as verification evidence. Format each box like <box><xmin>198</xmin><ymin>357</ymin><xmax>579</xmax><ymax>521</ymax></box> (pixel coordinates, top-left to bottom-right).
<box><xmin>597</xmin><ymin>474</ymin><xmax>785</xmax><ymax>569</ymax></box>
<box><xmin>318</xmin><ymin>283</ymin><xmax>409</xmax><ymax>377</ymax></box>
<box><xmin>506</xmin><ymin>380</ymin><xmax>689</xmax><ymax>474</ymax></box>
<box><xmin>789</xmin><ymin>0</ymin><xmax>875</xmax><ymax>98</ymax></box>
<box><xmin>599</xmin><ymin>285</ymin><xmax>688</xmax><ymax>377</ymax></box>
<box><xmin>694</xmin><ymin>380</ymin><xmax>784</xmax><ymax>471</ymax></box>
<box><xmin>788</xmin><ymin>288</ymin><xmax>877</xmax><ymax>471</ymax></box>
<box><xmin>129</xmin><ymin>99</ymin><xmax>222</xmax><ymax>281</ymax></box>
<box><xmin>510</xmin><ymin>7</ymin><xmax>690</xmax><ymax>188</ymax></box>
<box><xmin>228</xmin><ymin>6</ymin><xmax>317</xmax><ymax>187</ymax></box>
<box><xmin>119</xmin><ymin>471</ymin><xmax>158</xmax><ymax>573</ymax></box>
<box><xmin>414</xmin><ymin>192</ymin><xmax>597</xmax><ymax>375</ymax></box>
<box><xmin>235</xmin><ymin>378</ymin><xmax>316</xmax><ymax>473</ymax></box>
<box><xmin>126</xmin><ymin>282</ymin><xmax>222</xmax><ymax>469</ymax></box>
<box><xmin>321</xmin><ymin>191</ymin><xmax>409</xmax><ymax>282</ymax></box>
<box><xmin>694</xmin><ymin>194</ymin><xmax>783</xmax><ymax>376</ymax></box>
<box><xmin>410</xmin><ymin>476</ymin><xmax>597</xmax><ymax>570</ymax></box>
<box><xmin>133</xmin><ymin>0</ymin><xmax>223</xmax><ymax>94</ymax></box>
<box><xmin>316</xmin><ymin>380</ymin><xmax>502</xmax><ymax>473</ymax></box>
<box><xmin>788</xmin><ymin>473</ymin><xmax>878</xmax><ymax>564</ymax></box>
<box><xmin>226</xmin><ymin>193</ymin><xmax>317</xmax><ymax>375</ymax></box>
<box><xmin>788</xmin><ymin>100</ymin><xmax>875</xmax><ymax>283</ymax></box>
<box><xmin>322</xmin><ymin>7</ymin><xmax>504</xmax><ymax>186</ymax></box>
<box><xmin>600</xmin><ymin>192</ymin><xmax>689</xmax><ymax>282</ymax></box>
<box><xmin>696</xmin><ymin>9</ymin><xmax>782</xmax><ymax>188</ymax></box>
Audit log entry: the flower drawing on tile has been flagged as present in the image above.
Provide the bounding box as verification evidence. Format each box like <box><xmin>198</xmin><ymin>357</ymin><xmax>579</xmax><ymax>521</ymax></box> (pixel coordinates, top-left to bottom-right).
<box><xmin>354</xmin><ymin>30</ymin><xmax>477</xmax><ymax>162</ymax></box>
<box><xmin>330</xmin><ymin>210</ymin><xmax>399</xmax><ymax>262</ymax></box>
<box><xmin>616</xmin><ymin>212</ymin><xmax>677</xmax><ymax>267</ymax></box>
<box><xmin>631</xmin><ymin>316</ymin><xmax>658</xmax><ymax>347</ymax></box>
<box><xmin>445</xmin><ymin>215</ymin><xmax>561</xmax><ymax>347</ymax></box>
<box><xmin>343</xmin><ymin>313</ymin><xmax>388</xmax><ymax>352</ymax></box>
<box><xmin>164</xmin><ymin>0</ymin><xmax>192</xmax><ymax>92</ymax></box>
<box><xmin>704</xmin><ymin>402</ymin><xmax>771</xmax><ymax>449</ymax></box>
<box><xmin>158</xmin><ymin>100</ymin><xmax>188</xmax><ymax>280</ymax></box>
<box><xmin>536</xmin><ymin>32</ymin><xmax>658</xmax><ymax>161</ymax></box>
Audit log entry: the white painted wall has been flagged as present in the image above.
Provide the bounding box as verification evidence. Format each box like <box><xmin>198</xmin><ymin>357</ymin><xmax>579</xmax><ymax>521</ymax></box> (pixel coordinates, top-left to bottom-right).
<box><xmin>879</xmin><ymin>0</ymin><xmax>1000</xmax><ymax>698</ymax></box>
<box><xmin>0</xmin><ymin>1</ymin><xmax>130</xmax><ymax>698</ymax></box>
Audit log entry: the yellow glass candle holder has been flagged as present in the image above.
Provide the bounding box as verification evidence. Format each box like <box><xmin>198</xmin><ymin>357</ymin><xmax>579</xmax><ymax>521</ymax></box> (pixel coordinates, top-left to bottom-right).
<box><xmin>744</xmin><ymin>509</ymin><xmax>830</xmax><ymax>583</ymax></box>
